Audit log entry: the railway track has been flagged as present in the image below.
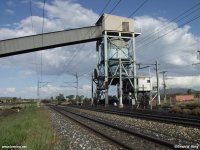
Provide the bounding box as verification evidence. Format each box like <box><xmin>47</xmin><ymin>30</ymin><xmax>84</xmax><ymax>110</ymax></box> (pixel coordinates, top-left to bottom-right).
<box><xmin>49</xmin><ymin>105</ymin><xmax>183</xmax><ymax>150</ymax></box>
<box><xmin>70</xmin><ymin>105</ymin><xmax>200</xmax><ymax>128</ymax></box>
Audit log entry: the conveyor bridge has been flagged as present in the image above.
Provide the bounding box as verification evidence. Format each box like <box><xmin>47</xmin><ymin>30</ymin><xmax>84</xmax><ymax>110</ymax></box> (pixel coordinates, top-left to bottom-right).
<box><xmin>0</xmin><ymin>26</ymin><xmax>102</xmax><ymax>57</ymax></box>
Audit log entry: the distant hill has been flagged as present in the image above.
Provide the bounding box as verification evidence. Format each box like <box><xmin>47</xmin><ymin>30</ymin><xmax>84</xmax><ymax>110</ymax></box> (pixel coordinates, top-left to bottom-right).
<box><xmin>160</xmin><ymin>88</ymin><xmax>196</xmax><ymax>94</ymax></box>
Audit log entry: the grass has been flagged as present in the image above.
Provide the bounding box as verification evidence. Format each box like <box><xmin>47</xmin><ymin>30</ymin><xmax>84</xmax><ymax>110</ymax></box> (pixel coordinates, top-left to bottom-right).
<box><xmin>0</xmin><ymin>104</ymin><xmax>67</xmax><ymax>150</ymax></box>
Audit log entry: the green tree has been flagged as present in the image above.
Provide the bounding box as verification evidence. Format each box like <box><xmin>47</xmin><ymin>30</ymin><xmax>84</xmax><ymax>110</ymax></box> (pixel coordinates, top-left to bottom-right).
<box><xmin>187</xmin><ymin>89</ymin><xmax>192</xmax><ymax>95</ymax></box>
<box><xmin>66</xmin><ymin>95</ymin><xmax>75</xmax><ymax>100</ymax></box>
<box><xmin>56</xmin><ymin>94</ymin><xmax>65</xmax><ymax>102</ymax></box>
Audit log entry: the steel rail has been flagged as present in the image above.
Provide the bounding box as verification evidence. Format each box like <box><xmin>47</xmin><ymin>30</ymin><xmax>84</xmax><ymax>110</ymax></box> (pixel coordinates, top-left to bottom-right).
<box><xmin>73</xmin><ymin>105</ymin><xmax>200</xmax><ymax>128</ymax></box>
<box><xmin>50</xmin><ymin>105</ymin><xmax>175</xmax><ymax>149</ymax></box>
<box><xmin>50</xmin><ymin>105</ymin><xmax>134</xmax><ymax>150</ymax></box>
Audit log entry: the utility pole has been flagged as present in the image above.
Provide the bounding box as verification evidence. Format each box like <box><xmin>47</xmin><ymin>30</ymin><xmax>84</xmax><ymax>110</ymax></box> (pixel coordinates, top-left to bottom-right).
<box><xmin>91</xmin><ymin>74</ymin><xmax>94</xmax><ymax>106</ymax></box>
<box><xmin>37</xmin><ymin>80</ymin><xmax>51</xmax><ymax>107</ymax></box>
<box><xmin>132</xmin><ymin>33</ymin><xmax>137</xmax><ymax>107</ymax></box>
<box><xmin>75</xmin><ymin>73</ymin><xmax>79</xmax><ymax>105</ymax></box>
<box><xmin>138</xmin><ymin>61</ymin><xmax>160</xmax><ymax>106</ymax></box>
<box><xmin>156</xmin><ymin>60</ymin><xmax>161</xmax><ymax>105</ymax></box>
<box><xmin>37</xmin><ymin>80</ymin><xmax>40</xmax><ymax>107</ymax></box>
<box><xmin>37</xmin><ymin>80</ymin><xmax>39</xmax><ymax>99</ymax></box>
<box><xmin>160</xmin><ymin>71</ymin><xmax>167</xmax><ymax>103</ymax></box>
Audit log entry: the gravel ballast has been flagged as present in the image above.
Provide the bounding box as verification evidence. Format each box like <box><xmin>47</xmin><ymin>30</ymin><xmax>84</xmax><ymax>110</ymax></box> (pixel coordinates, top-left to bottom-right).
<box><xmin>45</xmin><ymin>105</ymin><xmax>199</xmax><ymax>150</ymax></box>
<box><xmin>65</xmin><ymin>106</ymin><xmax>200</xmax><ymax>147</ymax></box>
<box><xmin>46</xmin><ymin>106</ymin><xmax>119</xmax><ymax>150</ymax></box>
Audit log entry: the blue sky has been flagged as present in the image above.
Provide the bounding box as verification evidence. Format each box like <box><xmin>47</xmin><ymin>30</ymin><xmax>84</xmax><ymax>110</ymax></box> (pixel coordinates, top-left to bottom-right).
<box><xmin>0</xmin><ymin>0</ymin><xmax>200</xmax><ymax>99</ymax></box>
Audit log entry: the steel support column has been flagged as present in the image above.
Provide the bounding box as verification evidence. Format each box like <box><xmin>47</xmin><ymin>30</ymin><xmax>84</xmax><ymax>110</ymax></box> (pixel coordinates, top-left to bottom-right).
<box><xmin>119</xmin><ymin>58</ymin><xmax>123</xmax><ymax>108</ymax></box>
<box><xmin>91</xmin><ymin>74</ymin><xmax>94</xmax><ymax>106</ymax></box>
<box><xmin>156</xmin><ymin>60</ymin><xmax>161</xmax><ymax>105</ymax></box>
<box><xmin>132</xmin><ymin>33</ymin><xmax>137</xmax><ymax>105</ymax></box>
<box><xmin>104</xmin><ymin>33</ymin><xmax>109</xmax><ymax>106</ymax></box>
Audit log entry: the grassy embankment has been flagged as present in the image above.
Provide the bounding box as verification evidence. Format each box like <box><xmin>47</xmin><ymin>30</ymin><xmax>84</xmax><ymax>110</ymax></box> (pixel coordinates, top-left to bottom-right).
<box><xmin>170</xmin><ymin>102</ymin><xmax>200</xmax><ymax>115</ymax></box>
<box><xmin>0</xmin><ymin>104</ymin><xmax>67</xmax><ymax>150</ymax></box>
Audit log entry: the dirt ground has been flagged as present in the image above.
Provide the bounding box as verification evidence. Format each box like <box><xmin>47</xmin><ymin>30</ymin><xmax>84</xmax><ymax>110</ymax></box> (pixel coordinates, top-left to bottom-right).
<box><xmin>0</xmin><ymin>109</ymin><xmax>18</xmax><ymax>117</ymax></box>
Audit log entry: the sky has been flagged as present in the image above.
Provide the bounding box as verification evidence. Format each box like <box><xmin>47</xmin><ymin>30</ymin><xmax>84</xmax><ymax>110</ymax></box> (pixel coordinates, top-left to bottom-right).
<box><xmin>0</xmin><ymin>0</ymin><xmax>200</xmax><ymax>99</ymax></box>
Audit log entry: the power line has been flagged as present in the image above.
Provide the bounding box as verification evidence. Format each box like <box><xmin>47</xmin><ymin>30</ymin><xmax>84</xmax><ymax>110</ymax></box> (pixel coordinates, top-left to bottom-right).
<box><xmin>38</xmin><ymin>0</ymin><xmax>46</xmax><ymax>99</ymax></box>
<box><xmin>68</xmin><ymin>0</ymin><xmax>148</xmax><ymax>84</ymax></box>
<box><xmin>44</xmin><ymin>0</ymin><xmax>120</xmax><ymax>90</ymax></box>
<box><xmin>62</xmin><ymin>0</ymin><xmax>122</xmax><ymax>75</ymax></box>
<box><xmin>60</xmin><ymin>0</ymin><xmax>116</xmax><ymax>74</ymax></box>
<box><xmin>29</xmin><ymin>0</ymin><xmax>34</xmax><ymax>35</ymax></box>
<box><xmin>140</xmin><ymin>41</ymin><xmax>200</xmax><ymax>64</ymax></box>
<box><xmin>109</xmin><ymin>1</ymin><xmax>200</xmax><ymax>70</ymax></box>
<box><xmin>137</xmin><ymin>13</ymin><xmax>200</xmax><ymax>51</ymax></box>
<box><xmin>40</xmin><ymin>0</ymin><xmax>46</xmax><ymax>80</ymax></box>
<box><xmin>41</xmin><ymin>0</ymin><xmax>46</xmax><ymax>42</ymax></box>
<box><xmin>137</xmin><ymin>1</ymin><xmax>200</xmax><ymax>45</ymax></box>
<box><xmin>107</xmin><ymin>0</ymin><xmax>122</xmax><ymax>14</ymax></box>
<box><xmin>29</xmin><ymin>0</ymin><xmax>37</xmax><ymax>74</ymax></box>
<box><xmin>68</xmin><ymin>0</ymin><xmax>149</xmax><ymax>74</ymax></box>
<box><xmin>114</xmin><ymin>0</ymin><xmax>148</xmax><ymax>31</ymax></box>
<box><xmin>74</xmin><ymin>0</ymin><xmax>148</xmax><ymax>79</ymax></box>
<box><xmin>99</xmin><ymin>0</ymin><xmax>112</xmax><ymax>15</ymax></box>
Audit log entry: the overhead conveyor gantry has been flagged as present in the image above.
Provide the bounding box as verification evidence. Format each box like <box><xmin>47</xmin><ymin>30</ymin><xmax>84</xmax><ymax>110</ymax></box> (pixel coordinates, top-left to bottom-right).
<box><xmin>0</xmin><ymin>26</ymin><xmax>102</xmax><ymax>57</ymax></box>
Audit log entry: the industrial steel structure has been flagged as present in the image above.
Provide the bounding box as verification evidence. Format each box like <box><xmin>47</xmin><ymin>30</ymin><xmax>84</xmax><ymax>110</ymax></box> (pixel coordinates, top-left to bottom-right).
<box><xmin>92</xmin><ymin>14</ymin><xmax>141</xmax><ymax>107</ymax></box>
<box><xmin>0</xmin><ymin>14</ymin><xmax>153</xmax><ymax>108</ymax></box>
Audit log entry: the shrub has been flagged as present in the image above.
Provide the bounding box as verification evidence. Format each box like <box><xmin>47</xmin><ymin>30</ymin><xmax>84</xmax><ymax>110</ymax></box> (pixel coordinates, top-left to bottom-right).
<box><xmin>170</xmin><ymin>106</ymin><xmax>182</xmax><ymax>114</ymax></box>
<box><xmin>182</xmin><ymin>109</ymin><xmax>191</xmax><ymax>115</ymax></box>
<box><xmin>191</xmin><ymin>108</ymin><xmax>200</xmax><ymax>115</ymax></box>
<box><xmin>185</xmin><ymin>102</ymin><xmax>200</xmax><ymax>109</ymax></box>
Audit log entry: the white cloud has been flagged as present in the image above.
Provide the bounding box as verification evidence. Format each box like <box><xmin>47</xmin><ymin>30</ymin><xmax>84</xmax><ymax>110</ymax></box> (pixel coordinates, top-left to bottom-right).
<box><xmin>0</xmin><ymin>0</ymin><xmax>97</xmax><ymax>77</ymax></box>
<box><xmin>7</xmin><ymin>1</ymin><xmax>14</xmax><ymax>6</ymax></box>
<box><xmin>20</xmin><ymin>0</ymin><xmax>29</xmax><ymax>4</ymax></box>
<box><xmin>35</xmin><ymin>0</ymin><xmax>98</xmax><ymax>29</ymax></box>
<box><xmin>6</xmin><ymin>87</ymin><xmax>16</xmax><ymax>93</ymax></box>
<box><xmin>0</xmin><ymin>87</ymin><xmax>16</xmax><ymax>96</ymax></box>
<box><xmin>5</xmin><ymin>9</ymin><xmax>15</xmax><ymax>15</ymax></box>
<box><xmin>166</xmin><ymin>76</ymin><xmax>200</xmax><ymax>90</ymax></box>
<box><xmin>134</xmin><ymin>15</ymin><xmax>200</xmax><ymax>77</ymax></box>
<box><xmin>24</xmin><ymin>83</ymin><xmax>92</xmax><ymax>99</ymax></box>
<box><xmin>18</xmin><ymin>70</ymin><xmax>35</xmax><ymax>76</ymax></box>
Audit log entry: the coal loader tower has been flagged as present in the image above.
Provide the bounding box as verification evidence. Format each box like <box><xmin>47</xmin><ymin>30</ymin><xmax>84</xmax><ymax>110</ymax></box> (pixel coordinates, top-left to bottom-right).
<box><xmin>92</xmin><ymin>14</ymin><xmax>151</xmax><ymax>108</ymax></box>
<box><xmin>0</xmin><ymin>14</ymin><xmax>152</xmax><ymax>108</ymax></box>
